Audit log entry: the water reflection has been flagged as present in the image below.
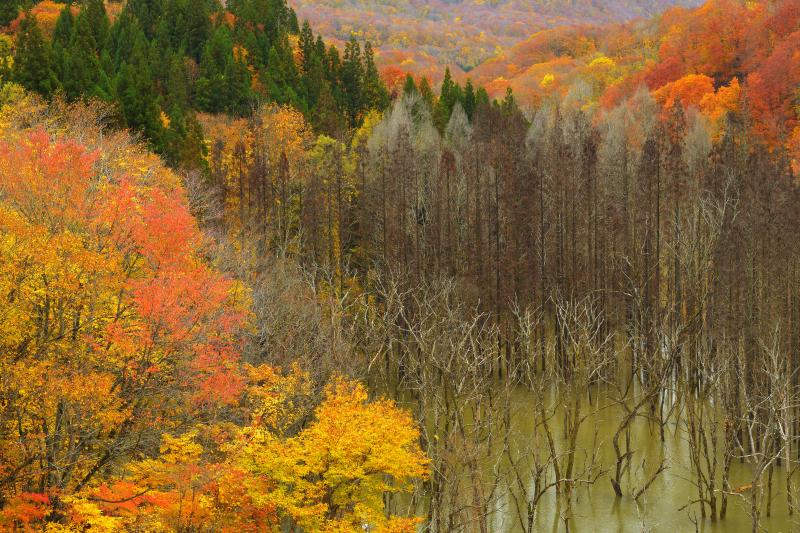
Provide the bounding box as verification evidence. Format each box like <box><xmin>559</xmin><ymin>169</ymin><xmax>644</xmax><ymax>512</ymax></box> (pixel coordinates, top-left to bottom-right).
<box><xmin>398</xmin><ymin>383</ymin><xmax>795</xmax><ymax>532</ymax></box>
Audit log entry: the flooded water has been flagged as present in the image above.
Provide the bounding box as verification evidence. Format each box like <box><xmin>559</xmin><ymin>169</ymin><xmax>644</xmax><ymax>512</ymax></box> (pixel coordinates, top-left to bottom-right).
<box><xmin>395</xmin><ymin>382</ymin><xmax>796</xmax><ymax>533</ymax></box>
<box><xmin>492</xmin><ymin>387</ymin><xmax>794</xmax><ymax>533</ymax></box>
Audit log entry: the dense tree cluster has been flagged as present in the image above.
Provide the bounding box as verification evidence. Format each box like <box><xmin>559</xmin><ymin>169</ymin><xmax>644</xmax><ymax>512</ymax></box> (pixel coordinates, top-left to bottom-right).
<box><xmin>210</xmin><ymin>79</ymin><xmax>799</xmax><ymax>376</ymax></box>
<box><xmin>3</xmin><ymin>0</ymin><xmax>393</xmax><ymax>165</ymax></box>
<box><xmin>204</xmin><ymin>71</ymin><xmax>799</xmax><ymax>529</ymax></box>
<box><xmin>465</xmin><ymin>0</ymin><xmax>800</xmax><ymax>167</ymax></box>
<box><xmin>1</xmin><ymin>0</ymin><xmax>799</xmax><ymax>531</ymax></box>
<box><xmin>0</xmin><ymin>97</ymin><xmax>427</xmax><ymax>532</ymax></box>
<box><xmin>289</xmin><ymin>0</ymin><xmax>699</xmax><ymax>74</ymax></box>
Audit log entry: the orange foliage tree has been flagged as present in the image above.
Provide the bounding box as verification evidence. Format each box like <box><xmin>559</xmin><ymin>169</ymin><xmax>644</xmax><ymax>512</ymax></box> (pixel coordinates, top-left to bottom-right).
<box><xmin>0</xmin><ymin>116</ymin><xmax>249</xmax><ymax>526</ymax></box>
<box><xmin>0</xmin><ymin>100</ymin><xmax>428</xmax><ymax>530</ymax></box>
<box><xmin>8</xmin><ymin>1</ymin><xmax>69</xmax><ymax>39</ymax></box>
<box><xmin>652</xmin><ymin>73</ymin><xmax>714</xmax><ymax>112</ymax></box>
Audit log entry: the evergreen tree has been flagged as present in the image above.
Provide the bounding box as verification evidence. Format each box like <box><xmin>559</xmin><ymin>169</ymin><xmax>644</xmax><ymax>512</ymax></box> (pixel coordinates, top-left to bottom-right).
<box><xmin>341</xmin><ymin>35</ymin><xmax>363</xmax><ymax>126</ymax></box>
<box><xmin>196</xmin><ymin>24</ymin><xmax>251</xmax><ymax>114</ymax></box>
<box><xmin>287</xmin><ymin>7</ymin><xmax>299</xmax><ymax>33</ymax></box>
<box><xmin>108</xmin><ymin>8</ymin><xmax>142</xmax><ymax>70</ymax></box>
<box><xmin>362</xmin><ymin>41</ymin><xmax>388</xmax><ymax>111</ymax></box>
<box><xmin>0</xmin><ymin>0</ymin><xmax>21</xmax><ymax>29</ymax></box>
<box><xmin>60</xmin><ymin>13</ymin><xmax>109</xmax><ymax>101</ymax></box>
<box><xmin>13</xmin><ymin>12</ymin><xmax>58</xmax><ymax>96</ymax></box>
<box><xmin>84</xmin><ymin>0</ymin><xmax>110</xmax><ymax>51</ymax></box>
<box><xmin>53</xmin><ymin>5</ymin><xmax>75</xmax><ymax>49</ymax></box>
<box><xmin>161</xmin><ymin>51</ymin><xmax>191</xmax><ymax>111</ymax></box>
<box><xmin>463</xmin><ymin>78</ymin><xmax>476</xmax><ymax>121</ymax></box>
<box><xmin>440</xmin><ymin>68</ymin><xmax>455</xmax><ymax>102</ymax></box>
<box><xmin>298</xmin><ymin>24</ymin><xmax>318</xmax><ymax>105</ymax></box>
<box><xmin>0</xmin><ymin>36</ymin><xmax>13</xmax><ymax>84</ymax></box>
<box><xmin>116</xmin><ymin>61</ymin><xmax>162</xmax><ymax>144</ymax></box>
<box><xmin>501</xmin><ymin>87</ymin><xmax>518</xmax><ymax>115</ymax></box>
<box><xmin>161</xmin><ymin>105</ymin><xmax>206</xmax><ymax>169</ymax></box>
<box><xmin>113</xmin><ymin>27</ymin><xmax>163</xmax><ymax>145</ymax></box>
<box><xmin>124</xmin><ymin>0</ymin><xmax>164</xmax><ymax>38</ymax></box>
<box><xmin>314</xmin><ymin>80</ymin><xmax>344</xmax><ymax>135</ymax></box>
<box><xmin>51</xmin><ymin>6</ymin><xmax>74</xmax><ymax>83</ymax></box>
<box><xmin>263</xmin><ymin>35</ymin><xmax>301</xmax><ymax>108</ymax></box>
<box><xmin>325</xmin><ymin>44</ymin><xmax>343</xmax><ymax>107</ymax></box>
<box><xmin>264</xmin><ymin>45</ymin><xmax>287</xmax><ymax>103</ymax></box>
<box><xmin>418</xmin><ymin>76</ymin><xmax>435</xmax><ymax>111</ymax></box>
<box><xmin>299</xmin><ymin>20</ymin><xmax>315</xmax><ymax>71</ymax></box>
<box><xmin>181</xmin><ymin>0</ymin><xmax>215</xmax><ymax>61</ymax></box>
<box><xmin>301</xmin><ymin>52</ymin><xmax>325</xmax><ymax>110</ymax></box>
<box><xmin>403</xmin><ymin>74</ymin><xmax>417</xmax><ymax>96</ymax></box>
<box><xmin>476</xmin><ymin>86</ymin><xmax>490</xmax><ymax>109</ymax></box>
<box><xmin>434</xmin><ymin>67</ymin><xmax>458</xmax><ymax>132</ymax></box>
<box><xmin>315</xmin><ymin>35</ymin><xmax>326</xmax><ymax>61</ymax></box>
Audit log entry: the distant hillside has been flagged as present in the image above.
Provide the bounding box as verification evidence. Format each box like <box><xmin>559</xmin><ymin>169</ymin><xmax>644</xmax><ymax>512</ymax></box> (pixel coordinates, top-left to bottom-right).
<box><xmin>468</xmin><ymin>0</ymin><xmax>799</xmax><ymax>169</ymax></box>
<box><xmin>288</xmin><ymin>0</ymin><xmax>702</xmax><ymax>81</ymax></box>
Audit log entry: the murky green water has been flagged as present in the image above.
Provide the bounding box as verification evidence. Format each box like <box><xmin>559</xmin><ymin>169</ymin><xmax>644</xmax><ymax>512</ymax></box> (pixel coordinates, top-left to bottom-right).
<box><xmin>398</xmin><ymin>382</ymin><xmax>796</xmax><ymax>532</ymax></box>
<box><xmin>493</xmin><ymin>387</ymin><xmax>794</xmax><ymax>532</ymax></box>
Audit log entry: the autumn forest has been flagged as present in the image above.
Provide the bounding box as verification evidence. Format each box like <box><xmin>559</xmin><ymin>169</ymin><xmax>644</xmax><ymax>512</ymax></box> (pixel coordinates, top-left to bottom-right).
<box><xmin>0</xmin><ymin>0</ymin><xmax>799</xmax><ymax>531</ymax></box>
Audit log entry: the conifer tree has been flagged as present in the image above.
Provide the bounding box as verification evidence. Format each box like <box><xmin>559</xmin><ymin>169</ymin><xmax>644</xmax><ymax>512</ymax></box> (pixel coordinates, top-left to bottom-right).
<box><xmin>161</xmin><ymin>104</ymin><xmax>206</xmax><ymax>169</ymax></box>
<box><xmin>0</xmin><ymin>35</ymin><xmax>12</xmax><ymax>84</ymax></box>
<box><xmin>299</xmin><ymin>21</ymin><xmax>315</xmax><ymax>71</ymax></box>
<box><xmin>463</xmin><ymin>78</ymin><xmax>476</xmax><ymax>121</ymax></box>
<box><xmin>341</xmin><ymin>35</ymin><xmax>363</xmax><ymax>126</ymax></box>
<box><xmin>314</xmin><ymin>80</ymin><xmax>344</xmax><ymax>135</ymax></box>
<box><xmin>434</xmin><ymin>67</ymin><xmax>458</xmax><ymax>131</ymax></box>
<box><xmin>161</xmin><ymin>51</ymin><xmax>192</xmax><ymax>112</ymax></box>
<box><xmin>13</xmin><ymin>12</ymin><xmax>58</xmax><ymax>96</ymax></box>
<box><xmin>362</xmin><ymin>41</ymin><xmax>388</xmax><ymax>111</ymax></box>
<box><xmin>125</xmin><ymin>0</ymin><xmax>164</xmax><ymax>38</ymax></box>
<box><xmin>53</xmin><ymin>5</ymin><xmax>74</xmax><ymax>49</ymax></box>
<box><xmin>108</xmin><ymin>8</ymin><xmax>142</xmax><ymax>70</ymax></box>
<box><xmin>197</xmin><ymin>25</ymin><xmax>246</xmax><ymax>114</ymax></box>
<box><xmin>84</xmin><ymin>0</ymin><xmax>110</xmax><ymax>51</ymax></box>
<box><xmin>418</xmin><ymin>76</ymin><xmax>435</xmax><ymax>111</ymax></box>
<box><xmin>326</xmin><ymin>44</ymin><xmax>343</xmax><ymax>108</ymax></box>
<box><xmin>501</xmin><ymin>86</ymin><xmax>517</xmax><ymax>115</ymax></box>
<box><xmin>302</xmin><ymin>52</ymin><xmax>325</xmax><ymax>110</ymax></box>
<box><xmin>403</xmin><ymin>74</ymin><xmax>417</xmax><ymax>96</ymax></box>
<box><xmin>315</xmin><ymin>35</ymin><xmax>326</xmax><ymax>61</ymax></box>
<box><xmin>51</xmin><ymin>6</ymin><xmax>74</xmax><ymax>84</ymax></box>
<box><xmin>181</xmin><ymin>0</ymin><xmax>215</xmax><ymax>61</ymax></box>
<box><xmin>61</xmin><ymin>13</ymin><xmax>108</xmax><ymax>100</ymax></box>
<box><xmin>114</xmin><ymin>30</ymin><xmax>162</xmax><ymax>145</ymax></box>
<box><xmin>476</xmin><ymin>86</ymin><xmax>490</xmax><ymax>109</ymax></box>
<box><xmin>0</xmin><ymin>0</ymin><xmax>20</xmax><ymax>29</ymax></box>
<box><xmin>287</xmin><ymin>6</ymin><xmax>299</xmax><ymax>33</ymax></box>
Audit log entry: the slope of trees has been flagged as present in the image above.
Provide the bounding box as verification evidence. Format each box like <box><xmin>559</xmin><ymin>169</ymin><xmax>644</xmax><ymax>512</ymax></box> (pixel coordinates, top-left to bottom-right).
<box><xmin>0</xmin><ymin>96</ymin><xmax>427</xmax><ymax>531</ymax></box>
<box><xmin>466</xmin><ymin>0</ymin><xmax>800</xmax><ymax>165</ymax></box>
<box><xmin>1</xmin><ymin>0</ymin><xmax>799</xmax><ymax>531</ymax></box>
<box><xmin>2</xmin><ymin>0</ymin><xmax>390</xmax><ymax>165</ymax></box>
<box><xmin>289</xmin><ymin>0</ymin><xmax>701</xmax><ymax>74</ymax></box>
<box><xmin>200</xmin><ymin>68</ymin><xmax>799</xmax><ymax>529</ymax></box>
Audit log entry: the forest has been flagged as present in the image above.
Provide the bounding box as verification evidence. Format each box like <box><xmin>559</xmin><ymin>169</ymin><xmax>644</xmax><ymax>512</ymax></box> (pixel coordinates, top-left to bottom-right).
<box><xmin>0</xmin><ymin>0</ymin><xmax>799</xmax><ymax>532</ymax></box>
<box><xmin>287</xmin><ymin>0</ymin><xmax>703</xmax><ymax>77</ymax></box>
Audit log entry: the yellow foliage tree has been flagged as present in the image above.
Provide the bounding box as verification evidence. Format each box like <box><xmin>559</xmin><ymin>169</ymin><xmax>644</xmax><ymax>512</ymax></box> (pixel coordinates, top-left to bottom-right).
<box><xmin>234</xmin><ymin>376</ymin><xmax>429</xmax><ymax>532</ymax></box>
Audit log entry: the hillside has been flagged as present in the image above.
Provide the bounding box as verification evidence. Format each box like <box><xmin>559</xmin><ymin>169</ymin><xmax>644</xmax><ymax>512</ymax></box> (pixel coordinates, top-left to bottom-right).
<box><xmin>1</xmin><ymin>0</ymin><xmax>391</xmax><ymax>165</ymax></box>
<box><xmin>288</xmin><ymin>0</ymin><xmax>702</xmax><ymax>80</ymax></box>
<box><xmin>1</xmin><ymin>1</ymin><xmax>800</xmax><ymax>532</ymax></box>
<box><xmin>466</xmin><ymin>0</ymin><xmax>800</xmax><ymax>165</ymax></box>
